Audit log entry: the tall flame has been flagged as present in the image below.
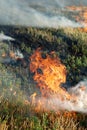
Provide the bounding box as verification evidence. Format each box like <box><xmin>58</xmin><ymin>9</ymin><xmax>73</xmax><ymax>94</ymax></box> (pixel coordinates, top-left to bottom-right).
<box><xmin>29</xmin><ymin>48</ymin><xmax>86</xmax><ymax>114</ymax></box>
<box><xmin>30</xmin><ymin>49</ymin><xmax>72</xmax><ymax>111</ymax></box>
<box><xmin>30</xmin><ymin>49</ymin><xmax>68</xmax><ymax>95</ymax></box>
<box><xmin>30</xmin><ymin>49</ymin><xmax>66</xmax><ymax>92</ymax></box>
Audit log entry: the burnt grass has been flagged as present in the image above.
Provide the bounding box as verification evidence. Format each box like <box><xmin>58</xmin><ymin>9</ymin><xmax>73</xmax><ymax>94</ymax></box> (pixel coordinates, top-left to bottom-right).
<box><xmin>0</xmin><ymin>25</ymin><xmax>87</xmax><ymax>129</ymax></box>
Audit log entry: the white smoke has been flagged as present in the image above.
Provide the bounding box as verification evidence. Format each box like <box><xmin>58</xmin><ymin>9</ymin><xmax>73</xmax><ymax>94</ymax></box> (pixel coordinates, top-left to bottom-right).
<box><xmin>54</xmin><ymin>0</ymin><xmax>66</xmax><ymax>7</ymax></box>
<box><xmin>0</xmin><ymin>33</ymin><xmax>15</xmax><ymax>41</ymax></box>
<box><xmin>52</xmin><ymin>80</ymin><xmax>87</xmax><ymax>113</ymax></box>
<box><xmin>0</xmin><ymin>0</ymin><xmax>83</xmax><ymax>27</ymax></box>
<box><xmin>32</xmin><ymin>80</ymin><xmax>87</xmax><ymax>113</ymax></box>
<box><xmin>67</xmin><ymin>80</ymin><xmax>87</xmax><ymax>113</ymax></box>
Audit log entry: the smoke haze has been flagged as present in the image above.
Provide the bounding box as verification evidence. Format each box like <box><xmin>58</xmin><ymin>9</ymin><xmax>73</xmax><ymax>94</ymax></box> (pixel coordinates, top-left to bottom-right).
<box><xmin>35</xmin><ymin>81</ymin><xmax>87</xmax><ymax>113</ymax></box>
<box><xmin>0</xmin><ymin>0</ymin><xmax>87</xmax><ymax>27</ymax></box>
<box><xmin>57</xmin><ymin>81</ymin><xmax>87</xmax><ymax>113</ymax></box>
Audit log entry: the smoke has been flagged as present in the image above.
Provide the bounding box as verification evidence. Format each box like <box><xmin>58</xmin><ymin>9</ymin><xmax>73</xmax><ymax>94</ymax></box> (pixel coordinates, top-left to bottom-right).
<box><xmin>67</xmin><ymin>80</ymin><xmax>87</xmax><ymax>113</ymax></box>
<box><xmin>59</xmin><ymin>80</ymin><xmax>87</xmax><ymax>113</ymax></box>
<box><xmin>29</xmin><ymin>80</ymin><xmax>87</xmax><ymax>113</ymax></box>
<box><xmin>54</xmin><ymin>0</ymin><xmax>66</xmax><ymax>7</ymax></box>
<box><xmin>0</xmin><ymin>0</ymin><xmax>84</xmax><ymax>27</ymax></box>
<box><xmin>0</xmin><ymin>33</ymin><xmax>15</xmax><ymax>41</ymax></box>
<box><xmin>0</xmin><ymin>38</ymin><xmax>87</xmax><ymax>113</ymax></box>
<box><xmin>37</xmin><ymin>80</ymin><xmax>87</xmax><ymax>113</ymax></box>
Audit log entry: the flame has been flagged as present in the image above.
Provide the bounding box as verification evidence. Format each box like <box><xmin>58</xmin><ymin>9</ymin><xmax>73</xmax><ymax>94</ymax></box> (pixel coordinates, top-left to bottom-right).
<box><xmin>29</xmin><ymin>48</ymin><xmax>87</xmax><ymax>117</ymax></box>
<box><xmin>30</xmin><ymin>49</ymin><xmax>75</xmax><ymax>112</ymax></box>
<box><xmin>66</xmin><ymin>6</ymin><xmax>87</xmax><ymax>32</ymax></box>
<box><xmin>30</xmin><ymin>49</ymin><xmax>67</xmax><ymax>95</ymax></box>
<box><xmin>30</xmin><ymin>50</ymin><xmax>66</xmax><ymax>92</ymax></box>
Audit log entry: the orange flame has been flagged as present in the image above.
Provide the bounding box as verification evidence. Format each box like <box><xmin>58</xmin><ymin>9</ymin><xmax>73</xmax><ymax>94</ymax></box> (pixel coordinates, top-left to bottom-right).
<box><xmin>30</xmin><ymin>49</ymin><xmax>70</xmax><ymax>105</ymax></box>
<box><xmin>66</xmin><ymin>6</ymin><xmax>87</xmax><ymax>32</ymax></box>
<box><xmin>30</xmin><ymin>48</ymin><xmax>76</xmax><ymax>113</ymax></box>
<box><xmin>30</xmin><ymin>49</ymin><xmax>67</xmax><ymax>95</ymax></box>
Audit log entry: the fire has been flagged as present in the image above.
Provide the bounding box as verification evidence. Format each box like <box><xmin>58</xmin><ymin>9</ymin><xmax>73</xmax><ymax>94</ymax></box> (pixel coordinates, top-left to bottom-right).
<box><xmin>30</xmin><ymin>49</ymin><xmax>73</xmax><ymax>112</ymax></box>
<box><xmin>66</xmin><ymin>6</ymin><xmax>87</xmax><ymax>32</ymax></box>
<box><xmin>29</xmin><ymin>48</ymin><xmax>87</xmax><ymax>116</ymax></box>
<box><xmin>30</xmin><ymin>49</ymin><xmax>68</xmax><ymax>95</ymax></box>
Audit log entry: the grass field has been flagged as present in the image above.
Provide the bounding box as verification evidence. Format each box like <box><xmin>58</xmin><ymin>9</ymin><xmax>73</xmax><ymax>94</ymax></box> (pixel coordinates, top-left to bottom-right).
<box><xmin>0</xmin><ymin>26</ymin><xmax>87</xmax><ymax>129</ymax></box>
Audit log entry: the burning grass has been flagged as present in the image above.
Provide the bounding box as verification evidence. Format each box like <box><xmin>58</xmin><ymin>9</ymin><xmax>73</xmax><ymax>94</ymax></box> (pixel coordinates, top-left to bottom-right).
<box><xmin>66</xmin><ymin>5</ymin><xmax>87</xmax><ymax>32</ymax></box>
<box><xmin>0</xmin><ymin>26</ymin><xmax>87</xmax><ymax>129</ymax></box>
<box><xmin>0</xmin><ymin>99</ymin><xmax>87</xmax><ymax>130</ymax></box>
<box><xmin>29</xmin><ymin>48</ymin><xmax>87</xmax><ymax>114</ymax></box>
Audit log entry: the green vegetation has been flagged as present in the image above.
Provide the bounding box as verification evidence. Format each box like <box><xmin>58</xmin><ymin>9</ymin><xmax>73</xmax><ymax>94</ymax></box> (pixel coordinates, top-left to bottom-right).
<box><xmin>0</xmin><ymin>26</ymin><xmax>87</xmax><ymax>129</ymax></box>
